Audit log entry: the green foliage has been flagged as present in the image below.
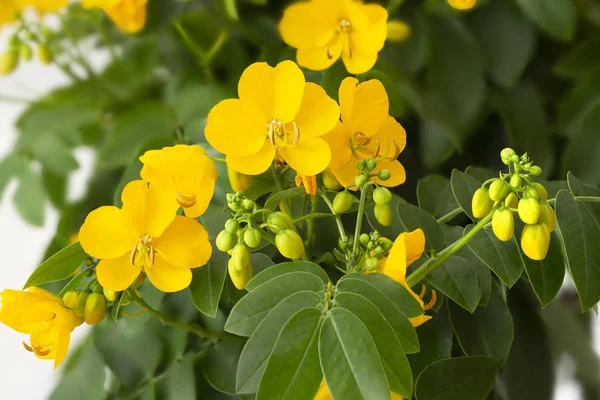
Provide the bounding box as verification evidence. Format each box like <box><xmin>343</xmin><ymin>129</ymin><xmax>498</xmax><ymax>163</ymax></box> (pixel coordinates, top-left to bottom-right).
<box><xmin>23</xmin><ymin>242</ymin><xmax>87</xmax><ymax>289</ymax></box>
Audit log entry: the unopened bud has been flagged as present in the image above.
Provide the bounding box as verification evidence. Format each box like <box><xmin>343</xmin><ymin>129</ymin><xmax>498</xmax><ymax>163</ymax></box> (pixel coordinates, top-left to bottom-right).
<box><xmin>37</xmin><ymin>44</ymin><xmax>52</xmax><ymax>65</ymax></box>
<box><xmin>489</xmin><ymin>179</ymin><xmax>509</xmax><ymax>202</ymax></box>
<box><xmin>76</xmin><ymin>291</ymin><xmax>90</xmax><ymax>318</ymax></box>
<box><xmin>366</xmin><ymin>159</ymin><xmax>376</xmax><ymax>172</ymax></box>
<box><xmin>225</xmin><ymin>219</ymin><xmax>239</xmax><ymax>233</ymax></box>
<box><xmin>373</xmin><ymin>187</ymin><xmax>392</xmax><ymax>205</ymax></box>
<box><xmin>227</xmin><ymin>167</ymin><xmax>254</xmax><ymax>192</ymax></box>
<box><xmin>84</xmin><ymin>293</ymin><xmax>107</xmax><ymax>325</ymax></box>
<box><xmin>217</xmin><ymin>230</ymin><xmax>238</xmax><ymax>252</ymax></box>
<box><xmin>510</xmin><ymin>155</ymin><xmax>520</xmax><ymax>164</ymax></box>
<box><xmin>267</xmin><ymin>212</ymin><xmax>295</xmax><ymax>232</ymax></box>
<box><xmin>62</xmin><ymin>291</ymin><xmax>80</xmax><ymax>309</ymax></box>
<box><xmin>103</xmin><ymin>288</ymin><xmax>119</xmax><ymax>302</ymax></box>
<box><xmin>378</xmin><ymin>169</ymin><xmax>391</xmax><ymax>181</ymax></box>
<box><xmin>355</xmin><ymin>174</ymin><xmax>368</xmax><ymax>188</ymax></box>
<box><xmin>387</xmin><ymin>20</ymin><xmax>411</xmax><ymax>42</ymax></box>
<box><xmin>521</xmin><ymin>223</ymin><xmax>550</xmax><ymax>261</ymax></box>
<box><xmin>333</xmin><ymin>191</ymin><xmax>354</xmax><ymax>214</ymax></box>
<box><xmin>529</xmin><ymin>166</ymin><xmax>542</xmax><ymax>176</ymax></box>
<box><xmin>509</xmin><ymin>175</ymin><xmax>522</xmax><ymax>188</ymax></box>
<box><xmin>242</xmin><ymin>198</ymin><xmax>255</xmax><ymax>212</ymax></box>
<box><xmin>538</xmin><ymin>203</ymin><xmax>556</xmax><ymax>232</ymax></box>
<box><xmin>380</xmin><ymin>237</ymin><xmax>393</xmax><ymax>251</ymax></box>
<box><xmin>322</xmin><ymin>169</ymin><xmax>342</xmax><ymax>191</ymax></box>
<box><xmin>472</xmin><ymin>188</ymin><xmax>493</xmax><ymax>218</ymax></box>
<box><xmin>19</xmin><ymin>44</ymin><xmax>32</xmax><ymax>61</ymax></box>
<box><xmin>374</xmin><ymin>204</ymin><xmax>392</xmax><ymax>226</ymax></box>
<box><xmin>518</xmin><ymin>197</ymin><xmax>540</xmax><ymax>225</ymax></box>
<box><xmin>365</xmin><ymin>257</ymin><xmax>379</xmax><ymax>271</ymax></box>
<box><xmin>0</xmin><ymin>50</ymin><xmax>18</xmax><ymax>75</ymax></box>
<box><xmin>244</xmin><ymin>228</ymin><xmax>261</xmax><ymax>248</ymax></box>
<box><xmin>228</xmin><ymin>258</ymin><xmax>252</xmax><ymax>290</ymax></box>
<box><xmin>531</xmin><ymin>182</ymin><xmax>548</xmax><ymax>201</ymax></box>
<box><xmin>231</xmin><ymin>243</ymin><xmax>251</xmax><ymax>271</ymax></box>
<box><xmin>505</xmin><ymin>192</ymin><xmax>519</xmax><ymax>209</ymax></box>
<box><xmin>359</xmin><ymin>233</ymin><xmax>370</xmax><ymax>245</ymax></box>
<box><xmin>275</xmin><ymin>229</ymin><xmax>306</xmax><ymax>260</ymax></box>
<box><xmin>492</xmin><ymin>208</ymin><xmax>515</xmax><ymax>242</ymax></box>
<box><xmin>500</xmin><ymin>148</ymin><xmax>516</xmax><ymax>165</ymax></box>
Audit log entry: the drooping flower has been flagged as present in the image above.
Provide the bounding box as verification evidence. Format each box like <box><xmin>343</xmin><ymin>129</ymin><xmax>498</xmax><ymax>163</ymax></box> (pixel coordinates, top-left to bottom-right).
<box><xmin>79</xmin><ymin>180</ymin><xmax>212</xmax><ymax>293</ymax></box>
<box><xmin>324</xmin><ymin>77</ymin><xmax>406</xmax><ymax>188</ymax></box>
<box><xmin>375</xmin><ymin>229</ymin><xmax>436</xmax><ymax>327</ymax></box>
<box><xmin>205</xmin><ymin>61</ymin><xmax>340</xmax><ymax>177</ymax></box>
<box><xmin>279</xmin><ymin>0</ymin><xmax>388</xmax><ymax>75</ymax></box>
<box><xmin>140</xmin><ymin>145</ymin><xmax>218</xmax><ymax>219</ymax></box>
<box><xmin>447</xmin><ymin>0</ymin><xmax>478</xmax><ymax>10</ymax></box>
<box><xmin>314</xmin><ymin>379</ymin><xmax>403</xmax><ymax>400</ymax></box>
<box><xmin>81</xmin><ymin>0</ymin><xmax>147</xmax><ymax>33</ymax></box>
<box><xmin>0</xmin><ymin>288</ymin><xmax>83</xmax><ymax>369</ymax></box>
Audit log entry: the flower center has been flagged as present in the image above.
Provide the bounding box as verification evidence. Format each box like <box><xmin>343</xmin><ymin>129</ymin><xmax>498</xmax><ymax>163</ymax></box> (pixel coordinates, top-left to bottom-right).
<box><xmin>327</xmin><ymin>19</ymin><xmax>353</xmax><ymax>60</ymax></box>
<box><xmin>338</xmin><ymin>19</ymin><xmax>352</xmax><ymax>33</ymax></box>
<box><xmin>130</xmin><ymin>233</ymin><xmax>154</xmax><ymax>269</ymax></box>
<box><xmin>350</xmin><ymin>133</ymin><xmax>402</xmax><ymax>161</ymax></box>
<box><xmin>267</xmin><ymin>118</ymin><xmax>300</xmax><ymax>151</ymax></box>
<box><xmin>176</xmin><ymin>192</ymin><xmax>196</xmax><ymax>208</ymax></box>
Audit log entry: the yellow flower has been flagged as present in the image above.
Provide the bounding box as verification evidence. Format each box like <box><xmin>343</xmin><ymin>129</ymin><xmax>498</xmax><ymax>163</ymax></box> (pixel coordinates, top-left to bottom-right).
<box><xmin>227</xmin><ymin>167</ymin><xmax>254</xmax><ymax>193</ymax></box>
<box><xmin>25</xmin><ymin>0</ymin><xmax>69</xmax><ymax>13</ymax></box>
<box><xmin>1</xmin><ymin>0</ymin><xmax>20</xmax><ymax>27</ymax></box>
<box><xmin>82</xmin><ymin>0</ymin><xmax>147</xmax><ymax>33</ymax></box>
<box><xmin>295</xmin><ymin>174</ymin><xmax>317</xmax><ymax>195</ymax></box>
<box><xmin>0</xmin><ymin>288</ymin><xmax>83</xmax><ymax>369</ymax></box>
<box><xmin>314</xmin><ymin>379</ymin><xmax>403</xmax><ymax>399</ymax></box>
<box><xmin>279</xmin><ymin>0</ymin><xmax>388</xmax><ymax>75</ymax></box>
<box><xmin>375</xmin><ymin>229</ymin><xmax>435</xmax><ymax>327</ymax></box>
<box><xmin>447</xmin><ymin>0</ymin><xmax>477</xmax><ymax>10</ymax></box>
<box><xmin>205</xmin><ymin>61</ymin><xmax>340</xmax><ymax>177</ymax></box>
<box><xmin>140</xmin><ymin>145</ymin><xmax>218</xmax><ymax>219</ymax></box>
<box><xmin>79</xmin><ymin>180</ymin><xmax>212</xmax><ymax>293</ymax></box>
<box><xmin>324</xmin><ymin>77</ymin><xmax>406</xmax><ymax>188</ymax></box>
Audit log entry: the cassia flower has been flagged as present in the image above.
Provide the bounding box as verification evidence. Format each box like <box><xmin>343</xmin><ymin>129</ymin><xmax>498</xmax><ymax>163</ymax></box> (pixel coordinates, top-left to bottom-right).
<box><xmin>314</xmin><ymin>379</ymin><xmax>403</xmax><ymax>399</ymax></box>
<box><xmin>324</xmin><ymin>77</ymin><xmax>406</xmax><ymax>188</ymax></box>
<box><xmin>82</xmin><ymin>0</ymin><xmax>147</xmax><ymax>33</ymax></box>
<box><xmin>205</xmin><ymin>61</ymin><xmax>340</xmax><ymax>177</ymax></box>
<box><xmin>0</xmin><ymin>288</ymin><xmax>83</xmax><ymax>369</ymax></box>
<box><xmin>279</xmin><ymin>0</ymin><xmax>388</xmax><ymax>74</ymax></box>
<box><xmin>79</xmin><ymin>180</ymin><xmax>212</xmax><ymax>293</ymax></box>
<box><xmin>374</xmin><ymin>229</ymin><xmax>436</xmax><ymax>327</ymax></box>
<box><xmin>140</xmin><ymin>145</ymin><xmax>218</xmax><ymax>219</ymax></box>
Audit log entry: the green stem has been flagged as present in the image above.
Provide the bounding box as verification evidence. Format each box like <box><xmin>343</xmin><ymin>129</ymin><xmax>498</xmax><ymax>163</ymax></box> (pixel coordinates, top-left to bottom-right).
<box><xmin>547</xmin><ymin>196</ymin><xmax>600</xmax><ymax>205</ymax></box>
<box><xmin>405</xmin><ymin>210</ymin><xmax>495</xmax><ymax>288</ymax></box>
<box><xmin>352</xmin><ymin>185</ymin><xmax>369</xmax><ymax>253</ymax></box>
<box><xmin>173</xmin><ymin>20</ymin><xmax>205</xmax><ymax>60</ymax></box>
<box><xmin>294</xmin><ymin>213</ymin><xmax>336</xmax><ymax>223</ymax></box>
<box><xmin>211</xmin><ymin>157</ymin><xmax>226</xmax><ymax>163</ymax></box>
<box><xmin>436</xmin><ymin>208</ymin><xmax>463</xmax><ymax>224</ymax></box>
<box><xmin>304</xmin><ymin>196</ymin><xmax>318</xmax><ymax>259</ymax></box>
<box><xmin>271</xmin><ymin>165</ymin><xmax>293</xmax><ymax>216</ymax></box>
<box><xmin>319</xmin><ymin>192</ymin><xmax>346</xmax><ymax>241</ymax></box>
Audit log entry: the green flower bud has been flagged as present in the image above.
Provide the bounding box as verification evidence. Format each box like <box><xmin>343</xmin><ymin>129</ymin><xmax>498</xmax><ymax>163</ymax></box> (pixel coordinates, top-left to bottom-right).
<box><xmin>357</xmin><ymin>159</ymin><xmax>367</xmax><ymax>170</ymax></box>
<box><xmin>510</xmin><ymin>155</ymin><xmax>520</xmax><ymax>164</ymax></box>
<box><xmin>62</xmin><ymin>291</ymin><xmax>80</xmax><ymax>309</ymax></box>
<box><xmin>333</xmin><ymin>191</ymin><xmax>354</xmax><ymax>214</ymax></box>
<box><xmin>374</xmin><ymin>204</ymin><xmax>392</xmax><ymax>227</ymax></box>
<box><xmin>8</xmin><ymin>34</ymin><xmax>19</xmax><ymax>48</ymax></box>
<box><xmin>236</xmin><ymin>191</ymin><xmax>244</xmax><ymax>198</ymax></box>
<box><xmin>244</xmin><ymin>228</ymin><xmax>261</xmax><ymax>248</ymax></box>
<box><xmin>531</xmin><ymin>182</ymin><xmax>548</xmax><ymax>201</ymax></box>
<box><xmin>505</xmin><ymin>192</ymin><xmax>519</xmax><ymax>209</ymax></box>
<box><xmin>231</xmin><ymin>243</ymin><xmax>251</xmax><ymax>271</ymax></box>
<box><xmin>521</xmin><ymin>223</ymin><xmax>550</xmax><ymax>261</ymax></box>
<box><xmin>322</xmin><ymin>169</ymin><xmax>342</xmax><ymax>191</ymax></box>
<box><xmin>19</xmin><ymin>44</ymin><xmax>32</xmax><ymax>61</ymax></box>
<box><xmin>365</xmin><ymin>257</ymin><xmax>379</xmax><ymax>271</ymax></box>
<box><xmin>216</xmin><ymin>230</ymin><xmax>238</xmax><ymax>252</ymax></box>
<box><xmin>226</xmin><ymin>193</ymin><xmax>236</xmax><ymax>203</ymax></box>
<box><xmin>538</xmin><ymin>203</ymin><xmax>556</xmax><ymax>232</ymax></box>
<box><xmin>509</xmin><ymin>175</ymin><xmax>522</xmax><ymax>188</ymax></box>
<box><xmin>276</xmin><ymin>230</ymin><xmax>306</xmax><ymax>260</ymax></box>
<box><xmin>84</xmin><ymin>293</ymin><xmax>107</xmax><ymax>325</ymax></box>
<box><xmin>529</xmin><ymin>166</ymin><xmax>542</xmax><ymax>176</ymax></box>
<box><xmin>242</xmin><ymin>198</ymin><xmax>255</xmax><ymax>212</ymax></box>
<box><xmin>501</xmin><ymin>148</ymin><xmax>516</xmax><ymax>165</ymax></box>
<box><xmin>373</xmin><ymin>187</ymin><xmax>392</xmax><ymax>205</ymax></box>
<box><xmin>225</xmin><ymin>219</ymin><xmax>239</xmax><ymax>233</ymax></box>
<box><xmin>488</xmin><ymin>179</ymin><xmax>509</xmax><ymax>202</ymax></box>
<box><xmin>518</xmin><ymin>197</ymin><xmax>540</xmax><ymax>225</ymax></box>
<box><xmin>366</xmin><ymin>159</ymin><xmax>376</xmax><ymax>171</ymax></box>
<box><xmin>37</xmin><ymin>44</ymin><xmax>52</xmax><ymax>65</ymax></box>
<box><xmin>380</xmin><ymin>238</ymin><xmax>393</xmax><ymax>251</ymax></box>
<box><xmin>359</xmin><ymin>233</ymin><xmax>370</xmax><ymax>245</ymax></box>
<box><xmin>472</xmin><ymin>188</ymin><xmax>493</xmax><ymax>218</ymax></box>
<box><xmin>228</xmin><ymin>258</ymin><xmax>252</xmax><ymax>290</ymax></box>
<box><xmin>0</xmin><ymin>50</ymin><xmax>18</xmax><ymax>75</ymax></box>
<box><xmin>374</xmin><ymin>245</ymin><xmax>383</xmax><ymax>255</ymax></box>
<box><xmin>355</xmin><ymin>174</ymin><xmax>368</xmax><ymax>188</ymax></box>
<box><xmin>339</xmin><ymin>238</ymin><xmax>349</xmax><ymax>251</ymax></box>
<box><xmin>378</xmin><ymin>169</ymin><xmax>391</xmax><ymax>181</ymax></box>
<box><xmin>267</xmin><ymin>212</ymin><xmax>295</xmax><ymax>232</ymax></box>
<box><xmin>526</xmin><ymin>187</ymin><xmax>539</xmax><ymax>200</ymax></box>
<box><xmin>492</xmin><ymin>208</ymin><xmax>515</xmax><ymax>242</ymax></box>
<box><xmin>75</xmin><ymin>291</ymin><xmax>90</xmax><ymax>318</ymax></box>
<box><xmin>103</xmin><ymin>288</ymin><xmax>119</xmax><ymax>302</ymax></box>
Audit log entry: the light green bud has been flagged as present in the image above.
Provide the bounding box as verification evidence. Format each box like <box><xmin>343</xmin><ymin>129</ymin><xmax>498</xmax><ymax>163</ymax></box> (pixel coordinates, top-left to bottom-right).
<box><xmin>518</xmin><ymin>197</ymin><xmax>540</xmax><ymax>225</ymax></box>
<box><xmin>275</xmin><ymin>230</ymin><xmax>306</xmax><ymax>260</ymax></box>
<box><xmin>373</xmin><ymin>187</ymin><xmax>392</xmax><ymax>205</ymax></box>
<box><xmin>374</xmin><ymin>204</ymin><xmax>392</xmax><ymax>227</ymax></box>
<box><xmin>267</xmin><ymin>212</ymin><xmax>295</xmax><ymax>232</ymax></box>
<box><xmin>231</xmin><ymin>243</ymin><xmax>251</xmax><ymax>271</ymax></box>
<box><xmin>489</xmin><ymin>179</ymin><xmax>509</xmax><ymax>202</ymax></box>
<box><xmin>333</xmin><ymin>191</ymin><xmax>354</xmax><ymax>214</ymax></box>
<box><xmin>84</xmin><ymin>293</ymin><xmax>107</xmax><ymax>325</ymax></box>
<box><xmin>216</xmin><ymin>230</ymin><xmax>238</xmax><ymax>252</ymax></box>
<box><xmin>378</xmin><ymin>169</ymin><xmax>391</xmax><ymax>181</ymax></box>
<box><xmin>244</xmin><ymin>228</ymin><xmax>262</xmax><ymax>248</ymax></box>
<box><xmin>225</xmin><ymin>219</ymin><xmax>239</xmax><ymax>233</ymax></box>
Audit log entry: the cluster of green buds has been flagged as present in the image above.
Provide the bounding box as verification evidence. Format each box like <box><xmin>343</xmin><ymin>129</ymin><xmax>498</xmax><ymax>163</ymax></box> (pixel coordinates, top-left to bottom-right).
<box><xmin>0</xmin><ymin>23</ymin><xmax>53</xmax><ymax>75</ymax></box>
<box><xmin>359</xmin><ymin>232</ymin><xmax>393</xmax><ymax>271</ymax></box>
<box><xmin>471</xmin><ymin>148</ymin><xmax>556</xmax><ymax>260</ymax></box>
<box><xmin>373</xmin><ymin>187</ymin><xmax>393</xmax><ymax>226</ymax></box>
<box><xmin>354</xmin><ymin>158</ymin><xmax>391</xmax><ymax>188</ymax></box>
<box><xmin>63</xmin><ymin>287</ymin><xmax>110</xmax><ymax>325</ymax></box>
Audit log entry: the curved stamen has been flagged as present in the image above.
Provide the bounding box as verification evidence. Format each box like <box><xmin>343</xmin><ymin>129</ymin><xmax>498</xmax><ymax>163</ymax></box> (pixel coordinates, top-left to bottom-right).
<box><xmin>22</xmin><ymin>342</ymin><xmax>33</xmax><ymax>352</ymax></box>
<box><xmin>292</xmin><ymin>121</ymin><xmax>300</xmax><ymax>145</ymax></box>
<box><xmin>418</xmin><ymin>284</ymin><xmax>427</xmax><ymax>299</ymax></box>
<box><xmin>268</xmin><ymin>122</ymin><xmax>276</xmax><ymax>146</ymax></box>
<box><xmin>130</xmin><ymin>246</ymin><xmax>138</xmax><ymax>266</ymax></box>
<box><xmin>373</xmin><ymin>139</ymin><xmax>381</xmax><ymax>159</ymax></box>
<box><xmin>176</xmin><ymin>192</ymin><xmax>197</xmax><ymax>208</ymax></box>
<box><xmin>149</xmin><ymin>244</ymin><xmax>155</xmax><ymax>267</ymax></box>
<box><xmin>423</xmin><ymin>290</ymin><xmax>438</xmax><ymax>311</ymax></box>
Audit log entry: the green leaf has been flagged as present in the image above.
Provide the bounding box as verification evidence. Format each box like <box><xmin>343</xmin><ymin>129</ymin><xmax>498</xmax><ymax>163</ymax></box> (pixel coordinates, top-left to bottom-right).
<box><xmin>245</xmin><ymin>261</ymin><xmax>330</xmax><ymax>291</ymax></box>
<box><xmin>202</xmin><ymin>340</ymin><xmax>245</xmax><ymax>394</ymax></box>
<box><xmin>556</xmin><ymin>68</ymin><xmax>600</xmax><ymax>139</ymax></box>
<box><xmin>168</xmin><ymin>83</ymin><xmax>233</xmax><ymax>130</ymax></box>
<box><xmin>42</xmin><ymin>168</ymin><xmax>67</xmax><ymax>208</ymax></box>
<box><xmin>555</xmin><ymin>190</ymin><xmax>600</xmax><ymax>311</ymax></box>
<box><xmin>14</xmin><ymin>164</ymin><xmax>47</xmax><ymax>226</ymax></box>
<box><xmin>465</xmin><ymin>166</ymin><xmax>496</xmax><ymax>183</ymax></box>
<box><xmin>566</xmin><ymin>172</ymin><xmax>600</xmax><ymax>217</ymax></box>
<box><xmin>225</xmin><ymin>271</ymin><xmax>325</xmax><ymax>336</ymax></box>
<box><xmin>450</xmin><ymin>169</ymin><xmax>482</xmax><ymax>221</ymax></box>
<box><xmin>319</xmin><ymin>308</ymin><xmax>389</xmax><ymax>400</ymax></box>
<box><xmin>427</xmin><ymin>256</ymin><xmax>481</xmax><ymax>313</ymax></box>
<box><xmin>264</xmin><ymin>187</ymin><xmax>307</xmax><ymax>211</ymax></box>
<box><xmin>236</xmin><ymin>291</ymin><xmax>321</xmax><ymax>394</ymax></box>
<box><xmin>417</xmin><ymin>175</ymin><xmax>460</xmax><ymax>220</ymax></box>
<box><xmin>257</xmin><ymin>308</ymin><xmax>323</xmax><ymax>400</ymax></box>
<box><xmin>337</xmin><ymin>277</ymin><xmax>419</xmax><ymax>353</ymax></box>
<box><xmin>162</xmin><ymin>352</ymin><xmax>197</xmax><ymax>400</ymax></box>
<box><xmin>190</xmin><ymin>252</ymin><xmax>228</xmax><ymax>318</ymax></box>
<box><xmin>470</xmin><ymin>0</ymin><xmax>536</xmax><ymax>89</ymax></box>
<box><xmin>341</xmin><ymin>273</ymin><xmax>424</xmax><ymax>318</ymax></box>
<box><xmin>0</xmin><ymin>153</ymin><xmax>26</xmax><ymax>198</ymax></box>
<box><xmin>554</xmin><ymin>35</ymin><xmax>600</xmax><ymax>80</ymax></box>
<box><xmin>23</xmin><ymin>242</ymin><xmax>87</xmax><ymax>289</ymax></box>
<box><xmin>562</xmin><ymin>105</ymin><xmax>600</xmax><ymax>185</ymax></box>
<box><xmin>30</xmin><ymin>133</ymin><xmax>79</xmax><ymax>175</ymax></box>
<box><xmin>335</xmin><ymin>292</ymin><xmax>413</xmax><ymax>398</ymax></box>
<box><xmin>448</xmin><ymin>283</ymin><xmax>514</xmax><ymax>360</ymax></box>
<box><xmin>466</xmin><ymin>226</ymin><xmax>525</xmax><ymax>288</ymax></box>
<box><xmin>397</xmin><ymin>202</ymin><xmax>445</xmax><ymax>251</ymax></box>
<box><xmin>415</xmin><ymin>356</ymin><xmax>499</xmax><ymax>400</ymax></box>
<box><xmin>514</xmin><ymin>0</ymin><xmax>576</xmax><ymax>42</ymax></box>
<box><xmin>407</xmin><ymin>308</ymin><xmax>453</xmax><ymax>379</ymax></box>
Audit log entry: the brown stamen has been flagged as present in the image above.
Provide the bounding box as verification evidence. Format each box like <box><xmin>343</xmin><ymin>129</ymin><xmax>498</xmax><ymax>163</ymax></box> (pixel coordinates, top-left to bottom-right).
<box><xmin>175</xmin><ymin>192</ymin><xmax>197</xmax><ymax>208</ymax></box>
<box><xmin>373</xmin><ymin>139</ymin><xmax>381</xmax><ymax>159</ymax></box>
<box><xmin>418</xmin><ymin>284</ymin><xmax>427</xmax><ymax>299</ymax></box>
<box><xmin>22</xmin><ymin>342</ymin><xmax>33</xmax><ymax>352</ymax></box>
<box><xmin>387</xmin><ymin>139</ymin><xmax>401</xmax><ymax>161</ymax></box>
<box><xmin>423</xmin><ymin>290</ymin><xmax>438</xmax><ymax>311</ymax></box>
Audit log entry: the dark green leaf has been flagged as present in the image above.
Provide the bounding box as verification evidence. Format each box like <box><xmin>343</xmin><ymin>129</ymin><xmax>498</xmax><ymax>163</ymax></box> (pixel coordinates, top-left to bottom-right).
<box><xmin>14</xmin><ymin>164</ymin><xmax>47</xmax><ymax>226</ymax></box>
<box><xmin>566</xmin><ymin>172</ymin><xmax>600</xmax><ymax>217</ymax></box>
<box><xmin>190</xmin><ymin>252</ymin><xmax>228</xmax><ymax>317</ymax></box>
<box><xmin>554</xmin><ymin>35</ymin><xmax>600</xmax><ymax>79</ymax></box>
<box><xmin>245</xmin><ymin>261</ymin><xmax>330</xmax><ymax>292</ymax></box>
<box><xmin>417</xmin><ymin>175</ymin><xmax>460</xmax><ymax>220</ymax></box>
<box><xmin>162</xmin><ymin>352</ymin><xmax>197</xmax><ymax>400</ymax></box>
<box><xmin>465</xmin><ymin>166</ymin><xmax>496</xmax><ymax>183</ymax></box>
<box><xmin>415</xmin><ymin>356</ymin><xmax>499</xmax><ymax>400</ymax></box>
<box><xmin>514</xmin><ymin>0</ymin><xmax>576</xmax><ymax>42</ymax></box>
<box><xmin>203</xmin><ymin>340</ymin><xmax>245</xmax><ymax>394</ymax></box>
<box><xmin>407</xmin><ymin>308</ymin><xmax>453</xmax><ymax>379</ymax></box>
<box><xmin>319</xmin><ymin>307</ymin><xmax>389</xmax><ymax>400</ymax></box>
<box><xmin>428</xmin><ymin>256</ymin><xmax>481</xmax><ymax>313</ymax></box>
<box><xmin>450</xmin><ymin>169</ymin><xmax>482</xmax><ymax>221</ymax></box>
<box><xmin>562</xmin><ymin>105</ymin><xmax>600</xmax><ymax>185</ymax></box>
<box><xmin>257</xmin><ymin>308</ymin><xmax>323</xmax><ymax>400</ymax></box>
<box><xmin>23</xmin><ymin>242</ymin><xmax>86</xmax><ymax>289</ymax></box>
<box><xmin>397</xmin><ymin>202</ymin><xmax>445</xmax><ymax>251</ymax></box>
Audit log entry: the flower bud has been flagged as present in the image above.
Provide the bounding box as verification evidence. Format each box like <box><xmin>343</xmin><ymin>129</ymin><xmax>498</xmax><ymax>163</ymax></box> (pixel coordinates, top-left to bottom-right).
<box><xmin>380</xmin><ymin>237</ymin><xmax>393</xmax><ymax>251</ymax></box>
<box><xmin>333</xmin><ymin>191</ymin><xmax>354</xmax><ymax>214</ymax></box>
<box><xmin>37</xmin><ymin>44</ymin><xmax>52</xmax><ymax>65</ymax></box>
<box><xmin>228</xmin><ymin>258</ymin><xmax>252</xmax><ymax>290</ymax></box>
<box><xmin>365</xmin><ymin>257</ymin><xmax>379</xmax><ymax>271</ymax></box>
<box><xmin>75</xmin><ymin>291</ymin><xmax>90</xmax><ymax>318</ymax></box>
<box><xmin>489</xmin><ymin>179</ymin><xmax>509</xmax><ymax>202</ymax></box>
<box><xmin>501</xmin><ymin>148</ymin><xmax>516</xmax><ymax>165</ymax></box>
<box><xmin>373</xmin><ymin>187</ymin><xmax>392</xmax><ymax>205</ymax></box>
<box><xmin>359</xmin><ymin>233</ymin><xmax>370</xmax><ymax>245</ymax></box>
<box><xmin>529</xmin><ymin>166</ymin><xmax>542</xmax><ymax>176</ymax></box>
<box><xmin>276</xmin><ymin>230</ymin><xmax>306</xmax><ymax>260</ymax></box>
<box><xmin>84</xmin><ymin>293</ymin><xmax>107</xmax><ymax>325</ymax></box>
<box><xmin>374</xmin><ymin>204</ymin><xmax>392</xmax><ymax>227</ymax></box>
<box><xmin>242</xmin><ymin>198</ymin><xmax>255</xmax><ymax>212</ymax></box>
<box><xmin>62</xmin><ymin>291</ymin><xmax>80</xmax><ymax>309</ymax></box>
<box><xmin>518</xmin><ymin>197</ymin><xmax>540</xmax><ymax>225</ymax></box>
<box><xmin>521</xmin><ymin>223</ymin><xmax>550</xmax><ymax>261</ymax></box>
<box><xmin>387</xmin><ymin>20</ymin><xmax>411</xmax><ymax>43</ymax></box>
<box><xmin>231</xmin><ymin>243</ymin><xmax>251</xmax><ymax>272</ymax></box>
<box><xmin>19</xmin><ymin>44</ymin><xmax>32</xmax><ymax>61</ymax></box>
<box><xmin>355</xmin><ymin>174</ymin><xmax>368</xmax><ymax>188</ymax></box>
<box><xmin>227</xmin><ymin>167</ymin><xmax>254</xmax><ymax>192</ymax></box>
<box><xmin>378</xmin><ymin>169</ymin><xmax>391</xmax><ymax>181</ymax></box>
<box><xmin>510</xmin><ymin>155</ymin><xmax>520</xmax><ymax>164</ymax></box>
<box><xmin>526</xmin><ymin>187</ymin><xmax>539</xmax><ymax>200</ymax></box>
<box><xmin>366</xmin><ymin>159</ymin><xmax>377</xmax><ymax>172</ymax></box>
<box><xmin>0</xmin><ymin>50</ymin><xmax>18</xmax><ymax>75</ymax></box>
<box><xmin>216</xmin><ymin>230</ymin><xmax>238</xmax><ymax>252</ymax></box>
<box><xmin>505</xmin><ymin>192</ymin><xmax>519</xmax><ymax>209</ymax></box>
<box><xmin>226</xmin><ymin>193</ymin><xmax>236</xmax><ymax>203</ymax></box>
<box><xmin>492</xmin><ymin>208</ymin><xmax>515</xmax><ymax>242</ymax></box>
<box><xmin>322</xmin><ymin>169</ymin><xmax>342</xmax><ymax>191</ymax></box>
<box><xmin>267</xmin><ymin>212</ymin><xmax>295</xmax><ymax>232</ymax></box>
<box><xmin>538</xmin><ymin>203</ymin><xmax>556</xmax><ymax>232</ymax></box>
<box><xmin>472</xmin><ymin>188</ymin><xmax>493</xmax><ymax>218</ymax></box>
<box><xmin>225</xmin><ymin>219</ymin><xmax>239</xmax><ymax>233</ymax></box>
<box><xmin>531</xmin><ymin>182</ymin><xmax>548</xmax><ymax>201</ymax></box>
<box><xmin>244</xmin><ymin>228</ymin><xmax>261</xmax><ymax>248</ymax></box>
<box><xmin>509</xmin><ymin>175</ymin><xmax>522</xmax><ymax>188</ymax></box>
<box><xmin>103</xmin><ymin>288</ymin><xmax>119</xmax><ymax>302</ymax></box>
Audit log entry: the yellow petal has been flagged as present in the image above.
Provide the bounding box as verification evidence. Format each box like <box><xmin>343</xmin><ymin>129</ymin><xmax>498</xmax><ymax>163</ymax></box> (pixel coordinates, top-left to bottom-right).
<box><xmin>352</xmin><ymin>4</ymin><xmax>388</xmax><ymax>54</ymax></box>
<box><xmin>370</xmin><ymin>116</ymin><xmax>407</xmax><ymax>157</ymax></box>
<box><xmin>402</xmin><ymin>229</ymin><xmax>426</xmax><ymax>267</ymax></box>
<box><xmin>79</xmin><ymin>206</ymin><xmax>138</xmax><ymax>260</ymax></box>
<box><xmin>294</xmin><ymin>82</ymin><xmax>340</xmax><ymax>138</ymax></box>
<box><xmin>96</xmin><ymin>254</ymin><xmax>141</xmax><ymax>292</ymax></box>
<box><xmin>410</xmin><ymin>314</ymin><xmax>432</xmax><ymax>328</ymax></box>
<box><xmin>182</xmin><ymin>176</ymin><xmax>216</xmax><ymax>218</ymax></box>
<box><xmin>340</xmin><ymin>78</ymin><xmax>388</xmax><ymax>136</ymax></box>
<box><xmin>339</xmin><ymin>77</ymin><xmax>358</xmax><ymax>124</ymax></box>
<box><xmin>343</xmin><ymin>50</ymin><xmax>379</xmax><ymax>76</ymax></box>
<box><xmin>205</xmin><ymin>99</ymin><xmax>267</xmax><ymax>157</ymax></box>
<box><xmin>372</xmin><ymin>160</ymin><xmax>406</xmax><ymax>187</ymax></box>
<box><xmin>279</xmin><ymin>2</ymin><xmax>336</xmax><ymax>49</ymax></box>
<box><xmin>280</xmin><ymin>137</ymin><xmax>331</xmax><ymax>176</ymax></box>
<box><xmin>384</xmin><ymin>229</ymin><xmax>425</xmax><ymax>282</ymax></box>
<box><xmin>297</xmin><ymin>44</ymin><xmax>342</xmax><ymax>72</ymax></box>
<box><xmin>330</xmin><ymin>157</ymin><xmax>360</xmax><ymax>189</ymax></box>
<box><xmin>121</xmin><ymin>180</ymin><xmax>179</xmax><ymax>238</ymax></box>
<box><xmin>53</xmin><ymin>333</ymin><xmax>70</xmax><ymax>369</ymax></box>
<box><xmin>145</xmin><ymin>254</ymin><xmax>192</xmax><ymax>293</ymax></box>
<box><xmin>238</xmin><ymin>61</ymin><xmax>305</xmax><ymax>123</ymax></box>
<box><xmin>323</xmin><ymin>121</ymin><xmax>352</xmax><ymax>170</ymax></box>
<box><xmin>154</xmin><ymin>216</ymin><xmax>212</xmax><ymax>269</ymax></box>
<box><xmin>104</xmin><ymin>1</ymin><xmax>147</xmax><ymax>33</ymax></box>
<box><xmin>226</xmin><ymin>140</ymin><xmax>276</xmax><ymax>175</ymax></box>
